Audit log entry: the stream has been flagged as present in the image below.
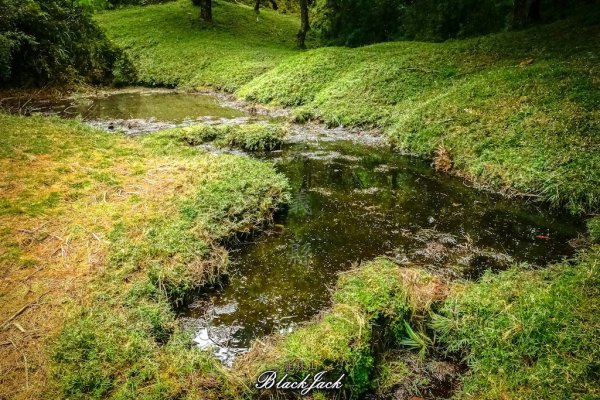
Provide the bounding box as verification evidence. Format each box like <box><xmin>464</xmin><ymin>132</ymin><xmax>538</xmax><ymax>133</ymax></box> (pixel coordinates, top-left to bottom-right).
<box><xmin>4</xmin><ymin>90</ymin><xmax>584</xmax><ymax>368</ymax></box>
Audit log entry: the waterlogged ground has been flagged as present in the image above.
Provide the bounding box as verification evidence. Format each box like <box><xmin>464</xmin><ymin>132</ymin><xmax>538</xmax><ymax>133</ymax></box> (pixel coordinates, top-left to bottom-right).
<box><xmin>183</xmin><ymin>140</ymin><xmax>583</xmax><ymax>365</ymax></box>
<box><xmin>3</xmin><ymin>90</ymin><xmax>583</xmax><ymax>367</ymax></box>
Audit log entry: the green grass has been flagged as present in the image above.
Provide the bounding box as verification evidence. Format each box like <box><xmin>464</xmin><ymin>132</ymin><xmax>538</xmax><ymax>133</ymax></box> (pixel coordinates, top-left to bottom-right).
<box><xmin>0</xmin><ymin>113</ymin><xmax>289</xmax><ymax>399</ymax></box>
<box><xmin>152</xmin><ymin>122</ymin><xmax>287</xmax><ymax>151</ymax></box>
<box><xmin>96</xmin><ymin>0</ymin><xmax>300</xmax><ymax>91</ymax></box>
<box><xmin>432</xmin><ymin>247</ymin><xmax>600</xmax><ymax>399</ymax></box>
<box><xmin>50</xmin><ymin>131</ymin><xmax>288</xmax><ymax>397</ymax></box>
<box><xmin>97</xmin><ymin>1</ymin><xmax>600</xmax><ymax>214</ymax></box>
<box><xmin>588</xmin><ymin>217</ymin><xmax>600</xmax><ymax>243</ymax></box>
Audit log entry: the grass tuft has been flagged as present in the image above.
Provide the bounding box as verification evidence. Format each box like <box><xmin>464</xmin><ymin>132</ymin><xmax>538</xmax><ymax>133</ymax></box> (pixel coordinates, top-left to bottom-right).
<box><xmin>153</xmin><ymin>123</ymin><xmax>287</xmax><ymax>151</ymax></box>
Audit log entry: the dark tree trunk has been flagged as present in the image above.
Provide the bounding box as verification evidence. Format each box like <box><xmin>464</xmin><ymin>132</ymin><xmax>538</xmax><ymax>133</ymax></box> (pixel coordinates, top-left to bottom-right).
<box><xmin>297</xmin><ymin>0</ymin><xmax>309</xmax><ymax>48</ymax></box>
<box><xmin>200</xmin><ymin>0</ymin><xmax>212</xmax><ymax>22</ymax></box>
<box><xmin>255</xmin><ymin>0</ymin><xmax>278</xmax><ymax>14</ymax></box>
<box><xmin>513</xmin><ymin>0</ymin><xmax>541</xmax><ymax>28</ymax></box>
<box><xmin>529</xmin><ymin>0</ymin><xmax>541</xmax><ymax>21</ymax></box>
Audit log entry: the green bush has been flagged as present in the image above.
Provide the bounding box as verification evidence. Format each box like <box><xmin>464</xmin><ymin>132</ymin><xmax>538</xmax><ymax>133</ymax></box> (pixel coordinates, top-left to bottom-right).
<box><xmin>0</xmin><ymin>0</ymin><xmax>136</xmax><ymax>86</ymax></box>
<box><xmin>312</xmin><ymin>0</ymin><xmax>583</xmax><ymax>46</ymax></box>
<box><xmin>78</xmin><ymin>0</ymin><xmax>175</xmax><ymax>12</ymax></box>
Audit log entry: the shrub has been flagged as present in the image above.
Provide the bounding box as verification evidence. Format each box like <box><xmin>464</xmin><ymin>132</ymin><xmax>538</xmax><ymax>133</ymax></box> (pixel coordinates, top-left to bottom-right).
<box><xmin>0</xmin><ymin>0</ymin><xmax>136</xmax><ymax>86</ymax></box>
<box><xmin>312</xmin><ymin>0</ymin><xmax>584</xmax><ymax>46</ymax></box>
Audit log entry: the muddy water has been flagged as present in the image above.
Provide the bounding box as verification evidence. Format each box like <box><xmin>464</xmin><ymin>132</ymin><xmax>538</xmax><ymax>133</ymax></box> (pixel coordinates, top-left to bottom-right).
<box><xmin>182</xmin><ymin>139</ymin><xmax>583</xmax><ymax>365</ymax></box>
<box><xmin>1</xmin><ymin>90</ymin><xmax>248</xmax><ymax>133</ymax></box>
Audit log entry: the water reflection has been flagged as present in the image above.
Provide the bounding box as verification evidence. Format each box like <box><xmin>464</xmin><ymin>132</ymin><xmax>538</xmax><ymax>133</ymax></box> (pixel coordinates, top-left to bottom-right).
<box><xmin>183</xmin><ymin>140</ymin><xmax>583</xmax><ymax>364</ymax></box>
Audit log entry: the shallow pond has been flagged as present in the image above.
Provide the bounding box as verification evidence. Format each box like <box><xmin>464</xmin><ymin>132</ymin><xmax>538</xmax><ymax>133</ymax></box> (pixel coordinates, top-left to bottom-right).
<box><xmin>182</xmin><ymin>139</ymin><xmax>583</xmax><ymax>365</ymax></box>
<box><xmin>1</xmin><ymin>90</ymin><xmax>248</xmax><ymax>133</ymax></box>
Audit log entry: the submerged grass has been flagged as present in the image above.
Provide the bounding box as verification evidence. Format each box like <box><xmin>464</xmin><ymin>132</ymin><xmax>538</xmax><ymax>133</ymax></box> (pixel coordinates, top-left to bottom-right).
<box><xmin>97</xmin><ymin>1</ymin><xmax>600</xmax><ymax>214</ymax></box>
<box><xmin>0</xmin><ymin>113</ymin><xmax>288</xmax><ymax>399</ymax></box>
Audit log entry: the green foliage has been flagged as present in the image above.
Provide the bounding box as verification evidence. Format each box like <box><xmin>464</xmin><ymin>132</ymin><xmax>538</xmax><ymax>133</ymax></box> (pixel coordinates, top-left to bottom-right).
<box><xmin>588</xmin><ymin>217</ymin><xmax>600</xmax><ymax>244</ymax></box>
<box><xmin>311</xmin><ymin>0</ymin><xmax>585</xmax><ymax>46</ymax></box>
<box><xmin>0</xmin><ymin>0</ymin><xmax>136</xmax><ymax>86</ymax></box>
<box><xmin>310</xmin><ymin>0</ymin><xmax>405</xmax><ymax>46</ymax></box>
<box><xmin>156</xmin><ymin>123</ymin><xmax>287</xmax><ymax>151</ymax></box>
<box><xmin>432</xmin><ymin>248</ymin><xmax>600</xmax><ymax>399</ymax></box>
<box><xmin>400</xmin><ymin>0</ymin><xmax>513</xmax><ymax>41</ymax></box>
<box><xmin>78</xmin><ymin>0</ymin><xmax>175</xmax><ymax>12</ymax></box>
<box><xmin>220</xmin><ymin>0</ymin><xmax>298</xmax><ymax>14</ymax></box>
<box><xmin>398</xmin><ymin>320</ymin><xmax>431</xmax><ymax>359</ymax></box>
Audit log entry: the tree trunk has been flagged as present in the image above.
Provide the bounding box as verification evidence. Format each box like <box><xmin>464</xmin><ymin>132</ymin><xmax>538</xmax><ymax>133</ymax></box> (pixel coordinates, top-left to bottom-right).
<box><xmin>200</xmin><ymin>0</ymin><xmax>212</xmax><ymax>22</ymax></box>
<box><xmin>255</xmin><ymin>0</ymin><xmax>279</xmax><ymax>12</ymax></box>
<box><xmin>529</xmin><ymin>0</ymin><xmax>541</xmax><ymax>22</ymax></box>
<box><xmin>513</xmin><ymin>0</ymin><xmax>541</xmax><ymax>28</ymax></box>
<box><xmin>296</xmin><ymin>0</ymin><xmax>309</xmax><ymax>48</ymax></box>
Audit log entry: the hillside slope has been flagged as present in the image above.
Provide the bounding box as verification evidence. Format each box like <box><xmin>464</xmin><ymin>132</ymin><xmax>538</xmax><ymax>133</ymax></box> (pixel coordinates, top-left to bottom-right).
<box><xmin>97</xmin><ymin>1</ymin><xmax>600</xmax><ymax>214</ymax></box>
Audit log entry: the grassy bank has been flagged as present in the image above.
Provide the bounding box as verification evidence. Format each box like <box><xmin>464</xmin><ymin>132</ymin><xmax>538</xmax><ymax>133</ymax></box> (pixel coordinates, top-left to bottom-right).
<box><xmin>97</xmin><ymin>1</ymin><xmax>600</xmax><ymax>214</ymax></box>
<box><xmin>433</xmin><ymin>247</ymin><xmax>600</xmax><ymax>399</ymax></box>
<box><xmin>277</xmin><ymin>220</ymin><xmax>598</xmax><ymax>399</ymax></box>
<box><xmin>0</xmin><ymin>113</ymin><xmax>288</xmax><ymax>399</ymax></box>
<box><xmin>232</xmin><ymin>246</ymin><xmax>599</xmax><ymax>399</ymax></box>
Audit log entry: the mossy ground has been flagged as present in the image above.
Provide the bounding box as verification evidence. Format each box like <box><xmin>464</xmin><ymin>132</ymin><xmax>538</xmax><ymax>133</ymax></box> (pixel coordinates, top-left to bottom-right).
<box><xmin>0</xmin><ymin>113</ymin><xmax>288</xmax><ymax>399</ymax></box>
<box><xmin>97</xmin><ymin>0</ymin><xmax>599</xmax><ymax>214</ymax></box>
